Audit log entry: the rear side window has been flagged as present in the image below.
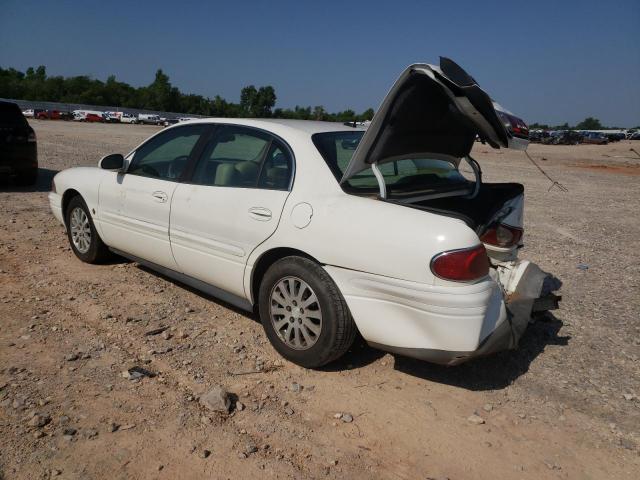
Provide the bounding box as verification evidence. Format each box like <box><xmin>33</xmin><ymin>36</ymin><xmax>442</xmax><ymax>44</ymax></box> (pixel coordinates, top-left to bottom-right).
<box><xmin>257</xmin><ymin>143</ymin><xmax>292</xmax><ymax>190</ymax></box>
<box><xmin>190</xmin><ymin>125</ymin><xmax>292</xmax><ymax>190</ymax></box>
<box><xmin>0</xmin><ymin>102</ymin><xmax>28</xmax><ymax>127</ymax></box>
<box><xmin>313</xmin><ymin>131</ymin><xmax>471</xmax><ymax>196</ymax></box>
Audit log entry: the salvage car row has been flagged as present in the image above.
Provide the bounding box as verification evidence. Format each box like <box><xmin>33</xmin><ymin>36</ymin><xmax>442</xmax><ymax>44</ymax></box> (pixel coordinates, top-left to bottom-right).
<box><xmin>529</xmin><ymin>129</ymin><xmax>639</xmax><ymax>144</ymax></box>
<box><xmin>21</xmin><ymin>108</ymin><xmax>197</xmax><ymax>126</ymax></box>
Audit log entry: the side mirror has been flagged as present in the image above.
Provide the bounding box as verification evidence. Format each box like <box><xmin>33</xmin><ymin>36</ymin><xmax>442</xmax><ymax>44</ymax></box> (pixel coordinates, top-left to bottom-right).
<box><xmin>99</xmin><ymin>153</ymin><xmax>125</xmax><ymax>171</ymax></box>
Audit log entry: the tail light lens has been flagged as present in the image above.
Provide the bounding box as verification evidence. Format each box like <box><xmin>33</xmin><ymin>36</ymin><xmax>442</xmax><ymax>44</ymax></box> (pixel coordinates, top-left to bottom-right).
<box><xmin>480</xmin><ymin>224</ymin><xmax>523</xmax><ymax>248</ymax></box>
<box><xmin>28</xmin><ymin>130</ymin><xmax>36</xmax><ymax>142</ymax></box>
<box><xmin>430</xmin><ymin>244</ymin><xmax>489</xmax><ymax>282</ymax></box>
<box><xmin>498</xmin><ymin>111</ymin><xmax>529</xmax><ymax>139</ymax></box>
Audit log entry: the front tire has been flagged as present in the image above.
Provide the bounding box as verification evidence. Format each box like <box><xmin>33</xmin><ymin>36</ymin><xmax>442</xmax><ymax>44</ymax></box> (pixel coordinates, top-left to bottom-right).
<box><xmin>65</xmin><ymin>196</ymin><xmax>111</xmax><ymax>263</ymax></box>
<box><xmin>258</xmin><ymin>256</ymin><xmax>356</xmax><ymax>368</ymax></box>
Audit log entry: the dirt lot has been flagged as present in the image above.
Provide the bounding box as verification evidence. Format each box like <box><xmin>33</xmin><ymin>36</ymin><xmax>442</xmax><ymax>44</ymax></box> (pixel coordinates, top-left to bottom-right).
<box><xmin>1</xmin><ymin>120</ymin><xmax>639</xmax><ymax>479</ymax></box>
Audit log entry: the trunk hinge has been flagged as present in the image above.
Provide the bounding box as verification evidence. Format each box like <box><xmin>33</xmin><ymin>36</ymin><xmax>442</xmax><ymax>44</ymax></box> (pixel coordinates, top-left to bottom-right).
<box><xmin>371</xmin><ymin>163</ymin><xmax>387</xmax><ymax>199</ymax></box>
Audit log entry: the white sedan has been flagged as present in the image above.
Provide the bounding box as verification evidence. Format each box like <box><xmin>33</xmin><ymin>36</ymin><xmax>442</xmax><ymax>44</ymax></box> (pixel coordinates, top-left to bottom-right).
<box><xmin>49</xmin><ymin>58</ymin><xmax>558</xmax><ymax>368</ymax></box>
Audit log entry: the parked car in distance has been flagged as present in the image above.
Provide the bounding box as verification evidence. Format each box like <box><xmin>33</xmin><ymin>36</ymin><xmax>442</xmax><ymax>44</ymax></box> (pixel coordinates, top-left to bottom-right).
<box><xmin>605</xmin><ymin>132</ymin><xmax>626</xmax><ymax>142</ymax></box>
<box><xmin>163</xmin><ymin>118</ymin><xmax>180</xmax><ymax>127</ymax></box>
<box><xmin>84</xmin><ymin>113</ymin><xmax>104</xmax><ymax>123</ymax></box>
<box><xmin>102</xmin><ymin>112</ymin><xmax>121</xmax><ymax>123</ymax></box>
<box><xmin>73</xmin><ymin>110</ymin><xmax>104</xmax><ymax>121</ymax></box>
<box><xmin>22</xmin><ymin>109</ymin><xmax>35</xmax><ymax>118</ymax></box>
<box><xmin>554</xmin><ymin>130</ymin><xmax>583</xmax><ymax>145</ymax></box>
<box><xmin>629</xmin><ymin>132</ymin><xmax>640</xmax><ymax>140</ymax></box>
<box><xmin>137</xmin><ymin>114</ymin><xmax>162</xmax><ymax>125</ymax></box>
<box><xmin>528</xmin><ymin>130</ymin><xmax>550</xmax><ymax>143</ymax></box>
<box><xmin>581</xmin><ymin>132</ymin><xmax>608</xmax><ymax>144</ymax></box>
<box><xmin>36</xmin><ymin>109</ymin><xmax>61</xmax><ymax>120</ymax></box>
<box><xmin>119</xmin><ymin>113</ymin><xmax>138</xmax><ymax>124</ymax></box>
<box><xmin>0</xmin><ymin>101</ymin><xmax>38</xmax><ymax>185</ymax></box>
<box><xmin>48</xmin><ymin>58</ymin><xmax>559</xmax><ymax>368</ymax></box>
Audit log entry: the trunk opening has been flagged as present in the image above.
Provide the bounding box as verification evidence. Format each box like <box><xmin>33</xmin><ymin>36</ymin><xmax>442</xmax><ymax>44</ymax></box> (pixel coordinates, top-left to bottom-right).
<box><xmin>398</xmin><ymin>182</ymin><xmax>524</xmax><ymax>234</ymax></box>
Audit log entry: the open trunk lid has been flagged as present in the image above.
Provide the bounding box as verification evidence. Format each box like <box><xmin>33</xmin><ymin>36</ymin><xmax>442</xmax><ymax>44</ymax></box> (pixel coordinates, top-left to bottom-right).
<box><xmin>340</xmin><ymin>57</ymin><xmax>528</xmax><ymax>183</ymax></box>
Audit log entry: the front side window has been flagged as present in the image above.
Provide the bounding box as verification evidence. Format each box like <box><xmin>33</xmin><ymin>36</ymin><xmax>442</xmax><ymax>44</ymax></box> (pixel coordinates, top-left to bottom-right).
<box><xmin>191</xmin><ymin>125</ymin><xmax>292</xmax><ymax>189</ymax></box>
<box><xmin>313</xmin><ymin>131</ymin><xmax>473</xmax><ymax>197</ymax></box>
<box><xmin>128</xmin><ymin>124</ymin><xmax>208</xmax><ymax>180</ymax></box>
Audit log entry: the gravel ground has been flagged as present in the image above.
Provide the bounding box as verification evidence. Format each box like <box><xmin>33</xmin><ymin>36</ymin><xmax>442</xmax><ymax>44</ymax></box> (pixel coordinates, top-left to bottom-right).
<box><xmin>0</xmin><ymin>120</ymin><xmax>639</xmax><ymax>479</ymax></box>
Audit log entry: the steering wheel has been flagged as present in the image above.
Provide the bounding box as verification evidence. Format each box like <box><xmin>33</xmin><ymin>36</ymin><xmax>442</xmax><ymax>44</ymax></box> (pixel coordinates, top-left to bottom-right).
<box><xmin>167</xmin><ymin>155</ymin><xmax>189</xmax><ymax>179</ymax></box>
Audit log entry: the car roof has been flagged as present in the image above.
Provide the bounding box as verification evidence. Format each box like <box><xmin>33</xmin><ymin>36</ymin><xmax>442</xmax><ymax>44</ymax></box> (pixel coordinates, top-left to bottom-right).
<box><xmin>181</xmin><ymin>118</ymin><xmax>367</xmax><ymax>135</ymax></box>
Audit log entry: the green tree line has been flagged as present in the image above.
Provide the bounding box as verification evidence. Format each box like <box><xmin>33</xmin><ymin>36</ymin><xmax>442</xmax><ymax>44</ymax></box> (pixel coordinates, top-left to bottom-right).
<box><xmin>0</xmin><ymin>66</ymin><xmax>375</xmax><ymax>122</ymax></box>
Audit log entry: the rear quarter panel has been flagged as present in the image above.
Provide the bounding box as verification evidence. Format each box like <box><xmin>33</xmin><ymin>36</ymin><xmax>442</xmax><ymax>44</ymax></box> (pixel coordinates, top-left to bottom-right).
<box><xmin>244</xmin><ymin>136</ymin><xmax>482</xmax><ymax>301</ymax></box>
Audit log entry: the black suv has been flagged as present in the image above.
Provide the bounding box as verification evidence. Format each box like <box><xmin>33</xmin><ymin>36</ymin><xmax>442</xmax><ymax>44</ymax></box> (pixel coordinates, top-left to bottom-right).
<box><xmin>0</xmin><ymin>101</ymin><xmax>38</xmax><ymax>185</ymax></box>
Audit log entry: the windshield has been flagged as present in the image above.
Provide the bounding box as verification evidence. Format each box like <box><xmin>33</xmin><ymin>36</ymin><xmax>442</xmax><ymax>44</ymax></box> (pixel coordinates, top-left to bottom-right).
<box><xmin>312</xmin><ymin>131</ymin><xmax>473</xmax><ymax>197</ymax></box>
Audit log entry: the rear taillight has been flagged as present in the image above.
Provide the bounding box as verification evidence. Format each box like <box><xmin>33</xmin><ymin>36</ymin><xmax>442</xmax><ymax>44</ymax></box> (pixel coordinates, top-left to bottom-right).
<box><xmin>28</xmin><ymin>131</ymin><xmax>36</xmax><ymax>142</ymax></box>
<box><xmin>480</xmin><ymin>224</ymin><xmax>523</xmax><ymax>248</ymax></box>
<box><xmin>430</xmin><ymin>244</ymin><xmax>489</xmax><ymax>282</ymax></box>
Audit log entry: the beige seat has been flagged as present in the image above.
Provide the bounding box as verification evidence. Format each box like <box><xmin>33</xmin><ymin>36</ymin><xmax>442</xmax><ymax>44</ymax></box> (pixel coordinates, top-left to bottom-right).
<box><xmin>235</xmin><ymin>161</ymin><xmax>259</xmax><ymax>184</ymax></box>
<box><xmin>214</xmin><ymin>161</ymin><xmax>260</xmax><ymax>186</ymax></box>
<box><xmin>214</xmin><ymin>163</ymin><xmax>238</xmax><ymax>186</ymax></box>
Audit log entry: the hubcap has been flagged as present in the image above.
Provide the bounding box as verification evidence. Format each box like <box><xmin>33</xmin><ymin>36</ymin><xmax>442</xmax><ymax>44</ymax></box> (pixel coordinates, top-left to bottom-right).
<box><xmin>269</xmin><ymin>276</ymin><xmax>322</xmax><ymax>350</ymax></box>
<box><xmin>69</xmin><ymin>207</ymin><xmax>91</xmax><ymax>254</ymax></box>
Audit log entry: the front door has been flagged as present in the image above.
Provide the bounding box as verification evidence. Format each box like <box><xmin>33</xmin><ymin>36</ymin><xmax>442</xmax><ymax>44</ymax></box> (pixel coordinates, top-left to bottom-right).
<box><xmin>170</xmin><ymin>125</ymin><xmax>293</xmax><ymax>298</ymax></box>
<box><xmin>98</xmin><ymin>124</ymin><xmax>209</xmax><ymax>269</ymax></box>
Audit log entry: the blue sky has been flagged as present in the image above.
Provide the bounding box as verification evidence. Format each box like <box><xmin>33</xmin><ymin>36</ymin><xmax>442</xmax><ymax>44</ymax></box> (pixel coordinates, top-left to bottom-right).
<box><xmin>1</xmin><ymin>0</ymin><xmax>639</xmax><ymax>126</ymax></box>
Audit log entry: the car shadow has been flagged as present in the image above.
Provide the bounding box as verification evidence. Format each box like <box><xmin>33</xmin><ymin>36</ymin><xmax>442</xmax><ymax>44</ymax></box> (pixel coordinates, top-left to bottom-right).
<box><xmin>120</xmin><ymin>261</ymin><xmax>388</xmax><ymax>369</ymax></box>
<box><xmin>0</xmin><ymin>167</ymin><xmax>59</xmax><ymax>192</ymax></box>
<box><xmin>391</xmin><ymin>312</ymin><xmax>568</xmax><ymax>391</ymax></box>
<box><xmin>119</xmin><ymin>259</ymin><xmax>567</xmax><ymax>384</ymax></box>
<box><xmin>134</xmin><ymin>263</ymin><xmax>258</xmax><ymax>320</ymax></box>
<box><xmin>319</xmin><ymin>334</ymin><xmax>386</xmax><ymax>371</ymax></box>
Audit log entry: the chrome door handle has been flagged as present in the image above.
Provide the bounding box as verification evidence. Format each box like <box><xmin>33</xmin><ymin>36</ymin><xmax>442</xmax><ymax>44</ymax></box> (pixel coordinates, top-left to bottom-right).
<box><xmin>248</xmin><ymin>207</ymin><xmax>272</xmax><ymax>221</ymax></box>
<box><xmin>152</xmin><ymin>191</ymin><xmax>168</xmax><ymax>203</ymax></box>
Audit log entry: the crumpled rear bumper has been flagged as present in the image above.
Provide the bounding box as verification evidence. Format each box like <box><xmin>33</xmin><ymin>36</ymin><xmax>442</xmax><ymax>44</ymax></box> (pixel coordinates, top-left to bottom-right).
<box><xmin>368</xmin><ymin>308</ymin><xmax>527</xmax><ymax>366</ymax></box>
<box><xmin>328</xmin><ymin>260</ymin><xmax>560</xmax><ymax>366</ymax></box>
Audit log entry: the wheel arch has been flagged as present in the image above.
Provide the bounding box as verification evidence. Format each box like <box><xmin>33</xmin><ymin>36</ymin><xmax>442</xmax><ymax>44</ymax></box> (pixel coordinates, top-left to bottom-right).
<box><xmin>249</xmin><ymin>247</ymin><xmax>321</xmax><ymax>307</ymax></box>
<box><xmin>61</xmin><ymin>188</ymin><xmax>82</xmax><ymax>224</ymax></box>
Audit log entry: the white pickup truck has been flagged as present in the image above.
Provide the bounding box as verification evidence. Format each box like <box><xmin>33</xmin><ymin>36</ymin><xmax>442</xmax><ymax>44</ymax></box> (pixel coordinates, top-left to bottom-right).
<box><xmin>137</xmin><ymin>114</ymin><xmax>162</xmax><ymax>125</ymax></box>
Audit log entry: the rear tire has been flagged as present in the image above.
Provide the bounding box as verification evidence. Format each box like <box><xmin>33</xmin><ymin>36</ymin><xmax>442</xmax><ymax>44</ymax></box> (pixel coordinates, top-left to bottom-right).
<box><xmin>258</xmin><ymin>256</ymin><xmax>356</xmax><ymax>368</ymax></box>
<box><xmin>65</xmin><ymin>196</ymin><xmax>111</xmax><ymax>264</ymax></box>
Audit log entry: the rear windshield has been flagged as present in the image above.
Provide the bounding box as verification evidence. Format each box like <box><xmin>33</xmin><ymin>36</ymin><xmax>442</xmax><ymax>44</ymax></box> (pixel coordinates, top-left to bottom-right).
<box><xmin>0</xmin><ymin>102</ymin><xmax>28</xmax><ymax>127</ymax></box>
<box><xmin>312</xmin><ymin>131</ymin><xmax>472</xmax><ymax>197</ymax></box>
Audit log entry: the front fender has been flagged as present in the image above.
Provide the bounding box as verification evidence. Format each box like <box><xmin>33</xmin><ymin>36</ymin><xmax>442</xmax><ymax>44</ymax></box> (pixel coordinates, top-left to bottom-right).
<box><xmin>53</xmin><ymin>167</ymin><xmax>108</xmax><ymax>235</ymax></box>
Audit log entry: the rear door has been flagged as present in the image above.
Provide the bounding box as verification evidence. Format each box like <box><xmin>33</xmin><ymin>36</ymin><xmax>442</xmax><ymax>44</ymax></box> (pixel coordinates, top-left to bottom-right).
<box><xmin>341</xmin><ymin>57</ymin><xmax>528</xmax><ymax>183</ymax></box>
<box><xmin>98</xmin><ymin>124</ymin><xmax>209</xmax><ymax>269</ymax></box>
<box><xmin>170</xmin><ymin>125</ymin><xmax>293</xmax><ymax>299</ymax></box>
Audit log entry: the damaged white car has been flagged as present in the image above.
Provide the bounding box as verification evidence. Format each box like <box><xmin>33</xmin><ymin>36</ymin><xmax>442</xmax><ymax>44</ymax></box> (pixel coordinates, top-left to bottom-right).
<box><xmin>49</xmin><ymin>57</ymin><xmax>559</xmax><ymax>368</ymax></box>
